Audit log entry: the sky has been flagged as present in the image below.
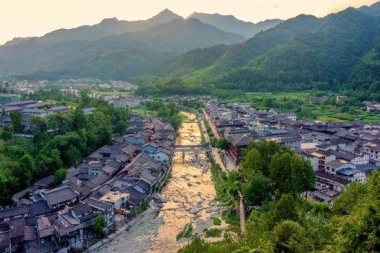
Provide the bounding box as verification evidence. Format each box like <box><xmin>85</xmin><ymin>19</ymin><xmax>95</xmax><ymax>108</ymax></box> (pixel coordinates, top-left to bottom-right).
<box><xmin>0</xmin><ymin>0</ymin><xmax>378</xmax><ymax>44</ymax></box>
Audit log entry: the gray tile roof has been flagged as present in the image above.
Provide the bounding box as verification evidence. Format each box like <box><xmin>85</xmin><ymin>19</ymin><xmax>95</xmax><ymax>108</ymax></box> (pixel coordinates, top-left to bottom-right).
<box><xmin>33</xmin><ymin>175</ymin><xmax>54</xmax><ymax>188</ymax></box>
<box><xmin>42</xmin><ymin>186</ymin><xmax>79</xmax><ymax>207</ymax></box>
<box><xmin>85</xmin><ymin>198</ymin><xmax>113</xmax><ymax>212</ymax></box>
<box><xmin>0</xmin><ymin>224</ymin><xmax>11</xmax><ymax>248</ymax></box>
<box><xmin>71</xmin><ymin>203</ymin><xmax>92</xmax><ymax>218</ymax></box>
<box><xmin>7</xmin><ymin>217</ymin><xmax>25</xmax><ymax>238</ymax></box>
<box><xmin>24</xmin><ymin>225</ymin><xmax>38</xmax><ymax>241</ymax></box>
<box><xmin>0</xmin><ymin>205</ymin><xmax>29</xmax><ymax>221</ymax></box>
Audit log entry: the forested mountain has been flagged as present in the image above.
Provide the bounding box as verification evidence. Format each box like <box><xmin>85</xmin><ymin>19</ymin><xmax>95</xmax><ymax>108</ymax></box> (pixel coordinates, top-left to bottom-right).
<box><xmin>187</xmin><ymin>12</ymin><xmax>282</xmax><ymax>39</ymax></box>
<box><xmin>137</xmin><ymin>2</ymin><xmax>380</xmax><ymax>97</ymax></box>
<box><xmin>2</xmin><ymin>2</ymin><xmax>380</xmax><ymax>93</ymax></box>
<box><xmin>214</xmin><ymin>8</ymin><xmax>377</xmax><ymax>91</ymax></box>
<box><xmin>5</xmin><ymin>9</ymin><xmax>183</xmax><ymax>45</ymax></box>
<box><xmin>0</xmin><ymin>10</ymin><xmax>244</xmax><ymax>80</ymax></box>
<box><xmin>359</xmin><ymin>1</ymin><xmax>380</xmax><ymax>16</ymax></box>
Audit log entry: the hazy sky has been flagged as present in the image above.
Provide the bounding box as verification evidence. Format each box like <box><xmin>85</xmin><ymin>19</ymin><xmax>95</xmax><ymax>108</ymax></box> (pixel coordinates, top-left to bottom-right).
<box><xmin>0</xmin><ymin>0</ymin><xmax>378</xmax><ymax>44</ymax></box>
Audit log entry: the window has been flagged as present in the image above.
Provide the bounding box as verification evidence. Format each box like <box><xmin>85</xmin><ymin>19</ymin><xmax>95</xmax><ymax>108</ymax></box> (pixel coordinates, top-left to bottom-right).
<box><xmin>332</xmin><ymin>168</ymin><xmax>335</xmax><ymax>172</ymax></box>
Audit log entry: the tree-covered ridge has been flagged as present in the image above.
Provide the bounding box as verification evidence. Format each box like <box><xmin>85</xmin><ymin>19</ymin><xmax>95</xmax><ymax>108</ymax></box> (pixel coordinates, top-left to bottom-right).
<box><xmin>180</xmin><ymin>140</ymin><xmax>380</xmax><ymax>253</ymax></box>
<box><xmin>136</xmin><ymin>4</ymin><xmax>380</xmax><ymax>99</ymax></box>
<box><xmin>0</xmin><ymin>18</ymin><xmax>244</xmax><ymax>81</ymax></box>
<box><xmin>152</xmin><ymin>44</ymin><xmax>231</xmax><ymax>77</ymax></box>
<box><xmin>187</xmin><ymin>12</ymin><xmax>282</xmax><ymax>39</ymax></box>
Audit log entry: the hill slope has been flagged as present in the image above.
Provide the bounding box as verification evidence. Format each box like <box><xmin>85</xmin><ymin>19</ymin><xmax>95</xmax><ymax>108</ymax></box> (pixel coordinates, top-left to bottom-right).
<box><xmin>214</xmin><ymin>8</ymin><xmax>377</xmax><ymax>91</ymax></box>
<box><xmin>0</xmin><ymin>12</ymin><xmax>244</xmax><ymax>80</ymax></box>
<box><xmin>187</xmin><ymin>12</ymin><xmax>282</xmax><ymax>39</ymax></box>
<box><xmin>137</xmin><ymin>3</ymin><xmax>380</xmax><ymax>96</ymax></box>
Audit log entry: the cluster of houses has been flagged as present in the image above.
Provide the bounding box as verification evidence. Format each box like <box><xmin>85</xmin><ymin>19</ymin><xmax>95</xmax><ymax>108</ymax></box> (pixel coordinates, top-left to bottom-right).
<box><xmin>97</xmin><ymin>94</ymin><xmax>144</xmax><ymax>109</ymax></box>
<box><xmin>205</xmin><ymin>101</ymin><xmax>380</xmax><ymax>205</ymax></box>
<box><xmin>0</xmin><ymin>99</ymin><xmax>71</xmax><ymax>128</ymax></box>
<box><xmin>0</xmin><ymin>113</ymin><xmax>176</xmax><ymax>252</ymax></box>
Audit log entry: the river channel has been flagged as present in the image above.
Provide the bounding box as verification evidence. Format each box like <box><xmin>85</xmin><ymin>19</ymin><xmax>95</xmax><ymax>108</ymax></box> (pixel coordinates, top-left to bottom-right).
<box><xmin>96</xmin><ymin>112</ymin><xmax>225</xmax><ymax>253</ymax></box>
<box><xmin>147</xmin><ymin>111</ymin><xmax>220</xmax><ymax>252</ymax></box>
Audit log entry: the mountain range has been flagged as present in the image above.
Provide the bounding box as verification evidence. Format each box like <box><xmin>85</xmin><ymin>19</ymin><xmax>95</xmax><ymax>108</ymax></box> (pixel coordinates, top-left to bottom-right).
<box><xmin>0</xmin><ymin>9</ymin><xmax>281</xmax><ymax>81</ymax></box>
<box><xmin>134</xmin><ymin>2</ymin><xmax>380</xmax><ymax>100</ymax></box>
<box><xmin>187</xmin><ymin>12</ymin><xmax>282</xmax><ymax>39</ymax></box>
<box><xmin>1</xmin><ymin>2</ymin><xmax>380</xmax><ymax>99</ymax></box>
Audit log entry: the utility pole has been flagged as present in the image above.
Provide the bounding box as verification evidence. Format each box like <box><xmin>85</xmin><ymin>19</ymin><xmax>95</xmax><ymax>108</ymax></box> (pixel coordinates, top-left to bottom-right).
<box><xmin>237</xmin><ymin>190</ymin><xmax>245</xmax><ymax>235</ymax></box>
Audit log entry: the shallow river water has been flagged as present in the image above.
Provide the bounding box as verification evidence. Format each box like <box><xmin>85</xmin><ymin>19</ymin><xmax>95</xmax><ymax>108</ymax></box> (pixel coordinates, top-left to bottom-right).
<box><xmin>95</xmin><ymin>112</ymin><xmax>225</xmax><ymax>253</ymax></box>
<box><xmin>147</xmin><ymin>111</ymin><xmax>219</xmax><ymax>252</ymax></box>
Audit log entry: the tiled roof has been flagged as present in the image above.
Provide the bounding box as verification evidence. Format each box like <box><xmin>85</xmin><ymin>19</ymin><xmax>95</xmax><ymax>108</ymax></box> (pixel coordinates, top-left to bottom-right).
<box><xmin>316</xmin><ymin>171</ymin><xmax>351</xmax><ymax>185</ymax></box>
<box><xmin>24</xmin><ymin>225</ymin><xmax>38</xmax><ymax>241</ymax></box>
<box><xmin>85</xmin><ymin>198</ymin><xmax>113</xmax><ymax>212</ymax></box>
<box><xmin>29</xmin><ymin>200</ymin><xmax>50</xmax><ymax>217</ymax></box>
<box><xmin>71</xmin><ymin>203</ymin><xmax>92</xmax><ymax>217</ymax></box>
<box><xmin>128</xmin><ymin>188</ymin><xmax>147</xmax><ymax>206</ymax></box>
<box><xmin>33</xmin><ymin>175</ymin><xmax>54</xmax><ymax>188</ymax></box>
<box><xmin>43</xmin><ymin>186</ymin><xmax>79</xmax><ymax>207</ymax></box>
<box><xmin>0</xmin><ymin>224</ymin><xmax>11</xmax><ymax>248</ymax></box>
<box><xmin>0</xmin><ymin>205</ymin><xmax>29</xmax><ymax>221</ymax></box>
<box><xmin>7</xmin><ymin>217</ymin><xmax>25</xmax><ymax>238</ymax></box>
<box><xmin>325</xmin><ymin>160</ymin><xmax>347</xmax><ymax>169</ymax></box>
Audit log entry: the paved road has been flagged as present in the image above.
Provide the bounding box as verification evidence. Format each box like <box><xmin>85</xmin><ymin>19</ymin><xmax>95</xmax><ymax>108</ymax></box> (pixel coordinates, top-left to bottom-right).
<box><xmin>201</xmin><ymin>109</ymin><xmax>238</xmax><ymax>172</ymax></box>
<box><xmin>202</xmin><ymin>109</ymin><xmax>221</xmax><ymax>138</ymax></box>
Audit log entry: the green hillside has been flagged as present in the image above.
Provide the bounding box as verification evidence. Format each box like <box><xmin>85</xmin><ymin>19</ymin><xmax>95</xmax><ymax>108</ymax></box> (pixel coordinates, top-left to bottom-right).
<box><xmin>136</xmin><ymin>3</ymin><xmax>380</xmax><ymax>99</ymax></box>
<box><xmin>0</xmin><ymin>13</ymin><xmax>244</xmax><ymax>81</ymax></box>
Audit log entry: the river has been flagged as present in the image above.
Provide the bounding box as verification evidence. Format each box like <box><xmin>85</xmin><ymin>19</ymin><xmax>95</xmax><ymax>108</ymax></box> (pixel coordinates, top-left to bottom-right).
<box><xmin>95</xmin><ymin>111</ymin><xmax>225</xmax><ymax>253</ymax></box>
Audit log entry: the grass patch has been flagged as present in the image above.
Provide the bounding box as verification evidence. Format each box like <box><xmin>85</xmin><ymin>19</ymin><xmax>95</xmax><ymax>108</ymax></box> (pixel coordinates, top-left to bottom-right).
<box><xmin>177</xmin><ymin>223</ymin><xmax>193</xmax><ymax>240</ymax></box>
<box><xmin>221</xmin><ymin>210</ymin><xmax>240</xmax><ymax>226</ymax></box>
<box><xmin>209</xmin><ymin>157</ymin><xmax>239</xmax><ymax>227</ymax></box>
<box><xmin>212</xmin><ymin>217</ymin><xmax>222</xmax><ymax>226</ymax></box>
<box><xmin>205</xmin><ymin>228</ymin><xmax>222</xmax><ymax>238</ymax></box>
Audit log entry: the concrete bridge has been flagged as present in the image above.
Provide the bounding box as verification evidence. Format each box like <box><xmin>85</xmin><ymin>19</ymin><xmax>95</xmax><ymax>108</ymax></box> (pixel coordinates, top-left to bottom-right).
<box><xmin>173</xmin><ymin>143</ymin><xmax>211</xmax><ymax>153</ymax></box>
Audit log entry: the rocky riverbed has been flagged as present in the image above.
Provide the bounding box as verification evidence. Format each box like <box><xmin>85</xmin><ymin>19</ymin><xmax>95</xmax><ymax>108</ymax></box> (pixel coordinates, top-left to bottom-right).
<box><xmin>94</xmin><ymin>112</ymin><xmax>226</xmax><ymax>253</ymax></box>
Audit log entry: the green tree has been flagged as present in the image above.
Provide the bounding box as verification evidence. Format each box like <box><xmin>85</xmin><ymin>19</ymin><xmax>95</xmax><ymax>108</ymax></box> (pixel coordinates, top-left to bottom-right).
<box><xmin>53</xmin><ymin>168</ymin><xmax>67</xmax><ymax>187</ymax></box>
<box><xmin>326</xmin><ymin>171</ymin><xmax>380</xmax><ymax>252</ymax></box>
<box><xmin>115</xmin><ymin>120</ymin><xmax>127</xmax><ymax>136</ymax></box>
<box><xmin>94</xmin><ymin>215</ymin><xmax>106</xmax><ymax>238</ymax></box>
<box><xmin>33</xmin><ymin>131</ymin><xmax>49</xmax><ymax>150</ymax></box>
<box><xmin>271</xmin><ymin>220</ymin><xmax>306</xmax><ymax>253</ymax></box>
<box><xmin>240</xmin><ymin>148</ymin><xmax>263</xmax><ymax>176</ymax></box>
<box><xmin>268</xmin><ymin>194</ymin><xmax>299</xmax><ymax>229</ymax></box>
<box><xmin>10</xmin><ymin>111</ymin><xmax>23</xmax><ymax>133</ymax></box>
<box><xmin>218</xmin><ymin>137</ymin><xmax>229</xmax><ymax>150</ymax></box>
<box><xmin>72</xmin><ymin>107</ymin><xmax>86</xmax><ymax>131</ymax></box>
<box><xmin>331</xmin><ymin>181</ymin><xmax>367</xmax><ymax>215</ymax></box>
<box><xmin>242</xmin><ymin>171</ymin><xmax>273</xmax><ymax>205</ymax></box>
<box><xmin>1</xmin><ymin>130</ymin><xmax>12</xmax><ymax>141</ymax></box>
<box><xmin>79</xmin><ymin>89</ymin><xmax>91</xmax><ymax>107</ymax></box>
<box><xmin>269</xmin><ymin>152</ymin><xmax>315</xmax><ymax>195</ymax></box>
<box><xmin>29</xmin><ymin>115</ymin><xmax>48</xmax><ymax>133</ymax></box>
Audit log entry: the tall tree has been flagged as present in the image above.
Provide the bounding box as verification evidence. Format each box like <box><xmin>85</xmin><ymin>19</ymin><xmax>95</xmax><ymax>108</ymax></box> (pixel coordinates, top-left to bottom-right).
<box><xmin>268</xmin><ymin>194</ymin><xmax>300</xmax><ymax>229</ymax></box>
<box><xmin>53</xmin><ymin>168</ymin><xmax>67</xmax><ymax>187</ymax></box>
<box><xmin>94</xmin><ymin>215</ymin><xmax>106</xmax><ymax>238</ymax></box>
<box><xmin>115</xmin><ymin>120</ymin><xmax>127</xmax><ymax>136</ymax></box>
<box><xmin>242</xmin><ymin>171</ymin><xmax>273</xmax><ymax>205</ymax></box>
<box><xmin>9</xmin><ymin>111</ymin><xmax>23</xmax><ymax>133</ymax></box>
<box><xmin>269</xmin><ymin>152</ymin><xmax>315</xmax><ymax>195</ymax></box>
<box><xmin>218</xmin><ymin>137</ymin><xmax>229</xmax><ymax>150</ymax></box>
